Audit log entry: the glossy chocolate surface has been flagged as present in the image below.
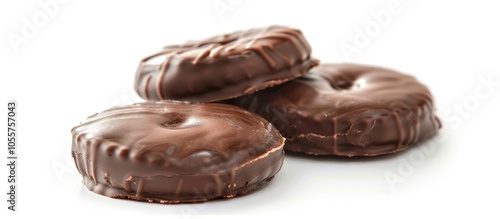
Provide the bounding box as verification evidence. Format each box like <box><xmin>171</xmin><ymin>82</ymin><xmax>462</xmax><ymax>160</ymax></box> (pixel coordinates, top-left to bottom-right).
<box><xmin>71</xmin><ymin>101</ymin><xmax>285</xmax><ymax>203</ymax></box>
<box><xmin>134</xmin><ymin>25</ymin><xmax>318</xmax><ymax>102</ymax></box>
<box><xmin>225</xmin><ymin>64</ymin><xmax>441</xmax><ymax>156</ymax></box>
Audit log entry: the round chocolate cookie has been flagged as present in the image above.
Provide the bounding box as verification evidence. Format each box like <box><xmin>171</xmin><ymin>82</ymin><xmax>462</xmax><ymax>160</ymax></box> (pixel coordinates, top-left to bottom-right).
<box><xmin>134</xmin><ymin>25</ymin><xmax>319</xmax><ymax>103</ymax></box>
<box><xmin>226</xmin><ymin>64</ymin><xmax>441</xmax><ymax>156</ymax></box>
<box><xmin>71</xmin><ymin>102</ymin><xmax>285</xmax><ymax>203</ymax></box>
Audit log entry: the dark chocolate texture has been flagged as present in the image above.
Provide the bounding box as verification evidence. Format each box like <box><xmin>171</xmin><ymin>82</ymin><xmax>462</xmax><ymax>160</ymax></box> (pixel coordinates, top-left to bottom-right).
<box><xmin>225</xmin><ymin>64</ymin><xmax>441</xmax><ymax>156</ymax></box>
<box><xmin>134</xmin><ymin>25</ymin><xmax>319</xmax><ymax>103</ymax></box>
<box><xmin>71</xmin><ymin>102</ymin><xmax>285</xmax><ymax>203</ymax></box>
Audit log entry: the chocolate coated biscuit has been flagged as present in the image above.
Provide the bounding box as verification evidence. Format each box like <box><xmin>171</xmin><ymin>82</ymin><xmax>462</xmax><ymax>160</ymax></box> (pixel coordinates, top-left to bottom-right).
<box><xmin>71</xmin><ymin>101</ymin><xmax>285</xmax><ymax>203</ymax></box>
<box><xmin>134</xmin><ymin>25</ymin><xmax>319</xmax><ymax>102</ymax></box>
<box><xmin>225</xmin><ymin>64</ymin><xmax>441</xmax><ymax>156</ymax></box>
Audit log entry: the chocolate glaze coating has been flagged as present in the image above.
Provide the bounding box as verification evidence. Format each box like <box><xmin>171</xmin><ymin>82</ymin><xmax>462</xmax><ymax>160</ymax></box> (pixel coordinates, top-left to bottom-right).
<box><xmin>134</xmin><ymin>25</ymin><xmax>319</xmax><ymax>103</ymax></box>
<box><xmin>71</xmin><ymin>102</ymin><xmax>285</xmax><ymax>203</ymax></box>
<box><xmin>225</xmin><ymin>64</ymin><xmax>441</xmax><ymax>156</ymax></box>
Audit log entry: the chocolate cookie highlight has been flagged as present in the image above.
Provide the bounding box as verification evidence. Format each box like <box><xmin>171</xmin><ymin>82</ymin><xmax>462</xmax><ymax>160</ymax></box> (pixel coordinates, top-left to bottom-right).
<box><xmin>134</xmin><ymin>25</ymin><xmax>319</xmax><ymax>103</ymax></box>
<box><xmin>71</xmin><ymin>101</ymin><xmax>285</xmax><ymax>203</ymax></box>
<box><xmin>225</xmin><ymin>64</ymin><xmax>441</xmax><ymax>156</ymax></box>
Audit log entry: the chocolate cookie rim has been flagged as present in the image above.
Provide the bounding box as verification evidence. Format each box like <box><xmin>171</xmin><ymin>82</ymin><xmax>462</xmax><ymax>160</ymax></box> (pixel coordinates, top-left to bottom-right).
<box><xmin>72</xmin><ymin>135</ymin><xmax>285</xmax><ymax>203</ymax></box>
<box><xmin>72</xmin><ymin>132</ymin><xmax>285</xmax><ymax>175</ymax></box>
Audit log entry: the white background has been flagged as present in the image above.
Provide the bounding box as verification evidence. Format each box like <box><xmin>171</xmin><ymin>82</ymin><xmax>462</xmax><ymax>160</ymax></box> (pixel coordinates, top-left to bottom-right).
<box><xmin>1</xmin><ymin>0</ymin><xmax>500</xmax><ymax>217</ymax></box>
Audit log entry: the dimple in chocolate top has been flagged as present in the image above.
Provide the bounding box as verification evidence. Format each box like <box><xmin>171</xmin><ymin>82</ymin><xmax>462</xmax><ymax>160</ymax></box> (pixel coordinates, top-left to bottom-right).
<box><xmin>134</xmin><ymin>25</ymin><xmax>318</xmax><ymax>103</ymax></box>
<box><xmin>288</xmin><ymin>64</ymin><xmax>436</xmax><ymax>117</ymax></box>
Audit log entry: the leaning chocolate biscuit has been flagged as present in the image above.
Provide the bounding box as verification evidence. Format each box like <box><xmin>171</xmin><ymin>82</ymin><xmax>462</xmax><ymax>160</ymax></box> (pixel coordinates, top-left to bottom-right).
<box><xmin>225</xmin><ymin>64</ymin><xmax>441</xmax><ymax>156</ymax></box>
<box><xmin>71</xmin><ymin>102</ymin><xmax>285</xmax><ymax>203</ymax></box>
<box><xmin>134</xmin><ymin>25</ymin><xmax>319</xmax><ymax>103</ymax></box>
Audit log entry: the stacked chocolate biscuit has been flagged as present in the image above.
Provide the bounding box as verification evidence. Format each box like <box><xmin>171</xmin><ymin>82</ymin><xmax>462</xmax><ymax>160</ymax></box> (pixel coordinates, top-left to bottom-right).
<box><xmin>71</xmin><ymin>25</ymin><xmax>441</xmax><ymax>203</ymax></box>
